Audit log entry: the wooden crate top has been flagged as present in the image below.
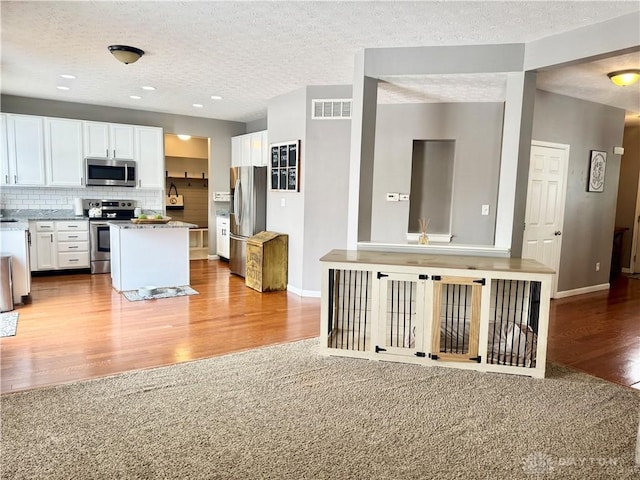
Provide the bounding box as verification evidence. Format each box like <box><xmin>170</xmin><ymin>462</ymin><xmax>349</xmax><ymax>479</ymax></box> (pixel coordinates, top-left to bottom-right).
<box><xmin>247</xmin><ymin>231</ymin><xmax>288</xmax><ymax>246</ymax></box>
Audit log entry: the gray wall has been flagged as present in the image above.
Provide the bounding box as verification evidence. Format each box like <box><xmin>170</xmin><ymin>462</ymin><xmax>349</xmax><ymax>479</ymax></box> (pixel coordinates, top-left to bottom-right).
<box><xmin>266</xmin><ymin>87</ymin><xmax>307</xmax><ymax>290</ymax></box>
<box><xmin>1</xmin><ymin>94</ymin><xmax>245</xmax><ymax>254</ymax></box>
<box><xmin>532</xmin><ymin>90</ymin><xmax>626</xmax><ymax>291</ymax></box>
<box><xmin>302</xmin><ymin>85</ymin><xmax>352</xmax><ymax>292</ymax></box>
<box><xmin>266</xmin><ymin>85</ymin><xmax>352</xmax><ymax>294</ymax></box>
<box><xmin>371</xmin><ymin>102</ymin><xmax>504</xmax><ymax>244</ymax></box>
<box><xmin>615</xmin><ymin>125</ymin><xmax>640</xmax><ymax>268</ymax></box>
<box><xmin>246</xmin><ymin>118</ymin><xmax>267</xmax><ymax>133</ymax></box>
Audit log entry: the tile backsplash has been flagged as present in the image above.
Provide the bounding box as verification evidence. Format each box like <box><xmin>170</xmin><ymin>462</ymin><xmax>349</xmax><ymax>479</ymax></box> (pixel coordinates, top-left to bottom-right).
<box><xmin>0</xmin><ymin>186</ymin><xmax>164</xmax><ymax>211</ymax></box>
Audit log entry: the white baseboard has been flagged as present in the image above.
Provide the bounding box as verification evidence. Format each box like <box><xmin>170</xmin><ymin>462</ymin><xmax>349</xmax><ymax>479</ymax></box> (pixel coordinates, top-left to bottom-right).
<box><xmin>554</xmin><ymin>283</ymin><xmax>610</xmax><ymax>299</ymax></box>
<box><xmin>287</xmin><ymin>284</ymin><xmax>321</xmax><ymax>298</ymax></box>
<box><xmin>207</xmin><ymin>254</ymin><xmax>219</xmax><ymax>260</ymax></box>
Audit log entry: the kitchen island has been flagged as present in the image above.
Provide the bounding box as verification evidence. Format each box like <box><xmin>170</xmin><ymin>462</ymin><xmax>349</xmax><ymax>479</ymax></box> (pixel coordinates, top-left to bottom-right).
<box><xmin>109</xmin><ymin>220</ymin><xmax>197</xmax><ymax>292</ymax></box>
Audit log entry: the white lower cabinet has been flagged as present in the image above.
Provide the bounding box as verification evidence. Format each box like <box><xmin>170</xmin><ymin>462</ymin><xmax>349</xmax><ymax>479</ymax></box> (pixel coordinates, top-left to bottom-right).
<box><xmin>30</xmin><ymin>221</ymin><xmax>56</xmax><ymax>271</ymax></box>
<box><xmin>30</xmin><ymin>220</ymin><xmax>89</xmax><ymax>271</ymax></box>
<box><xmin>56</xmin><ymin>221</ymin><xmax>89</xmax><ymax>269</ymax></box>
<box><xmin>216</xmin><ymin>216</ymin><xmax>229</xmax><ymax>259</ymax></box>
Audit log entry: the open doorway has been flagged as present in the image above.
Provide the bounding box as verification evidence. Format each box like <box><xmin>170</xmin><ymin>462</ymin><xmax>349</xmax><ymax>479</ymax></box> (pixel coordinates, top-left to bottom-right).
<box><xmin>164</xmin><ymin>133</ymin><xmax>211</xmax><ymax>259</ymax></box>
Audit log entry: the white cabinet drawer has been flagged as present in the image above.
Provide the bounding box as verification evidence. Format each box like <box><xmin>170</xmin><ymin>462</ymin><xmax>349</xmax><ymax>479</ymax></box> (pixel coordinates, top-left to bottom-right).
<box><xmin>57</xmin><ymin>251</ymin><xmax>89</xmax><ymax>268</ymax></box>
<box><xmin>56</xmin><ymin>220</ymin><xmax>88</xmax><ymax>231</ymax></box>
<box><xmin>57</xmin><ymin>241</ymin><xmax>88</xmax><ymax>252</ymax></box>
<box><xmin>36</xmin><ymin>221</ymin><xmax>55</xmax><ymax>231</ymax></box>
<box><xmin>57</xmin><ymin>231</ymin><xmax>88</xmax><ymax>242</ymax></box>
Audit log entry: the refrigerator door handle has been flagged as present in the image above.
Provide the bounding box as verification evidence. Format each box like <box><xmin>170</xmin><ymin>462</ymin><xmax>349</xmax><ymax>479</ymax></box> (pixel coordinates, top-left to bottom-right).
<box><xmin>235</xmin><ymin>178</ymin><xmax>243</xmax><ymax>224</ymax></box>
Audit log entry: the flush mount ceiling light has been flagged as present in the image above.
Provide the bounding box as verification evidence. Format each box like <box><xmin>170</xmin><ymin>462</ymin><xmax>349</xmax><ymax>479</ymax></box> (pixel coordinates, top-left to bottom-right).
<box><xmin>177</xmin><ymin>134</ymin><xmax>191</xmax><ymax>141</ymax></box>
<box><xmin>108</xmin><ymin>45</ymin><xmax>145</xmax><ymax>64</ymax></box>
<box><xmin>607</xmin><ymin>69</ymin><xmax>640</xmax><ymax>86</ymax></box>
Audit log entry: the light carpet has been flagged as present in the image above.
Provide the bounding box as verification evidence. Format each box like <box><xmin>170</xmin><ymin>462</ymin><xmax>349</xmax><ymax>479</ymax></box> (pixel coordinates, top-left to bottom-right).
<box><xmin>0</xmin><ymin>311</ymin><xmax>19</xmax><ymax>337</ymax></box>
<box><xmin>122</xmin><ymin>285</ymin><xmax>199</xmax><ymax>301</ymax></box>
<box><xmin>2</xmin><ymin>339</ymin><xmax>640</xmax><ymax>479</ymax></box>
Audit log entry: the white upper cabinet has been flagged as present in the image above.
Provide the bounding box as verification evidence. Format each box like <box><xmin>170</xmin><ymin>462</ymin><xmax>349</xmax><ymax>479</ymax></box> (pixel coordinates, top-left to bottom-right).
<box><xmin>83</xmin><ymin>122</ymin><xmax>110</xmax><ymax>158</ymax></box>
<box><xmin>84</xmin><ymin>121</ymin><xmax>134</xmax><ymax>159</ymax></box>
<box><xmin>6</xmin><ymin>114</ymin><xmax>46</xmax><ymax>186</ymax></box>
<box><xmin>111</xmin><ymin>124</ymin><xmax>135</xmax><ymax>159</ymax></box>
<box><xmin>231</xmin><ymin>136</ymin><xmax>242</xmax><ymax>167</ymax></box>
<box><xmin>45</xmin><ymin>118</ymin><xmax>84</xmax><ymax>187</ymax></box>
<box><xmin>0</xmin><ymin>114</ymin><xmax>9</xmax><ymax>186</ymax></box>
<box><xmin>232</xmin><ymin>130</ymin><xmax>268</xmax><ymax>167</ymax></box>
<box><xmin>135</xmin><ymin>126</ymin><xmax>164</xmax><ymax>189</ymax></box>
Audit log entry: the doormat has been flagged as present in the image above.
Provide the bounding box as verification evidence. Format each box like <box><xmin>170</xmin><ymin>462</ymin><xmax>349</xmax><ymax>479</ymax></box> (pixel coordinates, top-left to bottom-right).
<box><xmin>0</xmin><ymin>311</ymin><xmax>19</xmax><ymax>337</ymax></box>
<box><xmin>122</xmin><ymin>286</ymin><xmax>199</xmax><ymax>302</ymax></box>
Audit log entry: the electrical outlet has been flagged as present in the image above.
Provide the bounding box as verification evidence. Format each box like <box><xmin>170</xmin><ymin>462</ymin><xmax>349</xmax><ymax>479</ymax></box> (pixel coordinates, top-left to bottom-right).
<box><xmin>386</xmin><ymin>193</ymin><xmax>399</xmax><ymax>202</ymax></box>
<box><xmin>399</xmin><ymin>194</ymin><xmax>410</xmax><ymax>201</ymax></box>
<box><xmin>481</xmin><ymin>204</ymin><xmax>490</xmax><ymax>216</ymax></box>
<box><xmin>595</xmin><ymin>262</ymin><xmax>600</xmax><ymax>271</ymax></box>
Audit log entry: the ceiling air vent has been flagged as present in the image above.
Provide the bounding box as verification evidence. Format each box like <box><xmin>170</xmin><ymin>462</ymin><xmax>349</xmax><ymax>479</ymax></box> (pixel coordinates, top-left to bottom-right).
<box><xmin>312</xmin><ymin>99</ymin><xmax>352</xmax><ymax>119</ymax></box>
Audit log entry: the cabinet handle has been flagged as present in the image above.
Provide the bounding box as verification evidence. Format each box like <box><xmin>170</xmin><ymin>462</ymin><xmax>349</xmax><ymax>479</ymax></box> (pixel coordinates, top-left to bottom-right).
<box><xmin>14</xmin><ymin>175</ymin><xmax>17</xmax><ymax>183</ymax></box>
<box><xmin>69</xmin><ymin>258</ymin><xmax>79</xmax><ymax>262</ymax></box>
<box><xmin>68</xmin><ymin>235</ymin><xmax>78</xmax><ymax>238</ymax></box>
<box><xmin>4</xmin><ymin>174</ymin><xmax>7</xmax><ymax>183</ymax></box>
<box><xmin>68</xmin><ymin>225</ymin><xmax>78</xmax><ymax>228</ymax></box>
<box><xmin>106</xmin><ymin>148</ymin><xmax>109</xmax><ymax>158</ymax></box>
<box><xmin>68</xmin><ymin>246</ymin><xmax>78</xmax><ymax>249</ymax></box>
<box><xmin>50</xmin><ymin>234</ymin><xmax>53</xmax><ymax>242</ymax></box>
<box><xmin>113</xmin><ymin>149</ymin><xmax>116</xmax><ymax>158</ymax></box>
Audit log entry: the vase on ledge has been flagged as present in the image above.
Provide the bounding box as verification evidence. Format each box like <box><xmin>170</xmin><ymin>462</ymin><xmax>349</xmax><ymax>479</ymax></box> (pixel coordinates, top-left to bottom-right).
<box><xmin>418</xmin><ymin>232</ymin><xmax>429</xmax><ymax>245</ymax></box>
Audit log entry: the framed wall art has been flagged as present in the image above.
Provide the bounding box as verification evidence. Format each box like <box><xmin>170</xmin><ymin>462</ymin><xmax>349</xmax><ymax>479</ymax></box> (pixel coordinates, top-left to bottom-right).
<box><xmin>587</xmin><ymin>150</ymin><xmax>607</xmax><ymax>192</ymax></box>
<box><xmin>270</xmin><ymin>140</ymin><xmax>300</xmax><ymax>192</ymax></box>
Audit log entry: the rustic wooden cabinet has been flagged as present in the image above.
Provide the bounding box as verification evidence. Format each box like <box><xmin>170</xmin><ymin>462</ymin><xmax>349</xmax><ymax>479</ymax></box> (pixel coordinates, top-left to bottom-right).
<box><xmin>245</xmin><ymin>231</ymin><xmax>288</xmax><ymax>292</ymax></box>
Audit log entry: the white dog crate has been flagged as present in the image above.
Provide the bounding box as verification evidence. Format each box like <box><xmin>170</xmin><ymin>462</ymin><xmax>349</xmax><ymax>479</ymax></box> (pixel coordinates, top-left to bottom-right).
<box><xmin>320</xmin><ymin>250</ymin><xmax>554</xmax><ymax>378</ymax></box>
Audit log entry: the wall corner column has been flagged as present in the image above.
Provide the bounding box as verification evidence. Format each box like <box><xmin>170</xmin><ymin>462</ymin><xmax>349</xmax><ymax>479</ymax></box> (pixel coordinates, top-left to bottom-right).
<box><xmin>494</xmin><ymin>71</ymin><xmax>536</xmax><ymax>255</ymax></box>
<box><xmin>347</xmin><ymin>50</ymin><xmax>378</xmax><ymax>249</ymax></box>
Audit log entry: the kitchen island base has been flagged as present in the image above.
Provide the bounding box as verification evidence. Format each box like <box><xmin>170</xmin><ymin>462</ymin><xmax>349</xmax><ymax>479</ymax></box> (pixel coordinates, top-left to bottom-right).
<box><xmin>110</xmin><ymin>221</ymin><xmax>196</xmax><ymax>292</ymax></box>
<box><xmin>320</xmin><ymin>249</ymin><xmax>554</xmax><ymax>378</ymax></box>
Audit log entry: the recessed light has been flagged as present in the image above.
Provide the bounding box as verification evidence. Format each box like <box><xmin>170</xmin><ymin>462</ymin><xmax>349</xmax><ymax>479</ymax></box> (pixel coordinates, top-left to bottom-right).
<box><xmin>56</xmin><ymin>86</ymin><xmax>70</xmax><ymax>90</ymax></box>
<box><xmin>129</xmin><ymin>95</ymin><xmax>142</xmax><ymax>100</ymax></box>
<box><xmin>210</xmin><ymin>95</ymin><xmax>223</xmax><ymax>100</ymax></box>
<box><xmin>60</xmin><ymin>74</ymin><xmax>76</xmax><ymax>79</ymax></box>
<box><xmin>192</xmin><ymin>103</ymin><xmax>203</xmax><ymax>108</ymax></box>
<box><xmin>141</xmin><ymin>86</ymin><xmax>155</xmax><ymax>91</ymax></box>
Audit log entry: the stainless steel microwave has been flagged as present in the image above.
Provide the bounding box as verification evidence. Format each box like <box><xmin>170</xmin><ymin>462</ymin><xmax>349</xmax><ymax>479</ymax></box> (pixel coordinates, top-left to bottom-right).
<box><xmin>85</xmin><ymin>158</ymin><xmax>136</xmax><ymax>187</ymax></box>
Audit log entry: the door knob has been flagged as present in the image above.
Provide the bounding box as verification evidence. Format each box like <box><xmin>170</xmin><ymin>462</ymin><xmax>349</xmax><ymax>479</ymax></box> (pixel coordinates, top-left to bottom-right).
<box><xmin>554</xmin><ymin>231</ymin><xmax>562</xmax><ymax>236</ymax></box>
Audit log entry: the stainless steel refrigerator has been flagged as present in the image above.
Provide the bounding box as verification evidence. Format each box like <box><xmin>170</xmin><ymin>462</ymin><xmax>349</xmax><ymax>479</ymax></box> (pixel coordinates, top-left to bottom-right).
<box><xmin>229</xmin><ymin>166</ymin><xmax>267</xmax><ymax>277</ymax></box>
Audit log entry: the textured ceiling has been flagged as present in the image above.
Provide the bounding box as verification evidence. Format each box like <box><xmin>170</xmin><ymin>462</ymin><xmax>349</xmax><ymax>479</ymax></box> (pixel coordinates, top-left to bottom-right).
<box><xmin>1</xmin><ymin>1</ymin><xmax>639</xmax><ymax>124</ymax></box>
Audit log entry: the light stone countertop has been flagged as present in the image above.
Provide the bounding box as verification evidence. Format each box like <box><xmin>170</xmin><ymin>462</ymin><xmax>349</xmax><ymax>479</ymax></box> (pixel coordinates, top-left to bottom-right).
<box><xmin>108</xmin><ymin>220</ymin><xmax>198</xmax><ymax>229</ymax></box>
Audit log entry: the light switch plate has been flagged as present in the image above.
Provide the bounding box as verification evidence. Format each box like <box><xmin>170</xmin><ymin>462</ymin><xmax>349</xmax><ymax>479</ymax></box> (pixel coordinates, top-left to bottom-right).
<box><xmin>280</xmin><ymin>198</ymin><xmax>286</xmax><ymax>207</ymax></box>
<box><xmin>386</xmin><ymin>193</ymin><xmax>400</xmax><ymax>202</ymax></box>
<box><xmin>481</xmin><ymin>204</ymin><xmax>490</xmax><ymax>216</ymax></box>
<box><xmin>399</xmin><ymin>194</ymin><xmax>410</xmax><ymax>201</ymax></box>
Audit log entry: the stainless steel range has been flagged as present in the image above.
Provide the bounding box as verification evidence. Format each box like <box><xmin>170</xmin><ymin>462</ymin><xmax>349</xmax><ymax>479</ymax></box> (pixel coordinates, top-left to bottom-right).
<box><xmin>83</xmin><ymin>199</ymin><xmax>136</xmax><ymax>274</ymax></box>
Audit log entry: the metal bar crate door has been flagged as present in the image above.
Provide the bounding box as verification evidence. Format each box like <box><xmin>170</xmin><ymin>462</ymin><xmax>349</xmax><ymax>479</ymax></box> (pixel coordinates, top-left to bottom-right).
<box><xmin>430</xmin><ymin>276</ymin><xmax>483</xmax><ymax>363</ymax></box>
<box><xmin>376</xmin><ymin>273</ymin><xmax>426</xmax><ymax>356</ymax></box>
<box><xmin>487</xmin><ymin>279</ymin><xmax>540</xmax><ymax>368</ymax></box>
<box><xmin>327</xmin><ymin>269</ymin><xmax>372</xmax><ymax>351</ymax></box>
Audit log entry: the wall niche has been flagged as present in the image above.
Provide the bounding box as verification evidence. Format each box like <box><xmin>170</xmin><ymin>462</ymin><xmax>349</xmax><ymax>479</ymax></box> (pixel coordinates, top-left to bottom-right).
<box><xmin>408</xmin><ymin>139</ymin><xmax>455</xmax><ymax>235</ymax></box>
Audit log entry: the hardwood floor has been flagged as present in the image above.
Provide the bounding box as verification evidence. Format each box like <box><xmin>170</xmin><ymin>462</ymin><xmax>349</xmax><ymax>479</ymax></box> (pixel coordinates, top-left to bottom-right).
<box><xmin>0</xmin><ymin>260</ymin><xmax>320</xmax><ymax>394</ymax></box>
<box><xmin>1</xmin><ymin>260</ymin><xmax>639</xmax><ymax>394</ymax></box>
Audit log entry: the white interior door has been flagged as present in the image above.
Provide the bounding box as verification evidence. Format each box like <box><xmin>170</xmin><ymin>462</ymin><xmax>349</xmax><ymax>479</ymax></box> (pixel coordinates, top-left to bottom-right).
<box><xmin>522</xmin><ymin>142</ymin><xmax>569</xmax><ymax>297</ymax></box>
